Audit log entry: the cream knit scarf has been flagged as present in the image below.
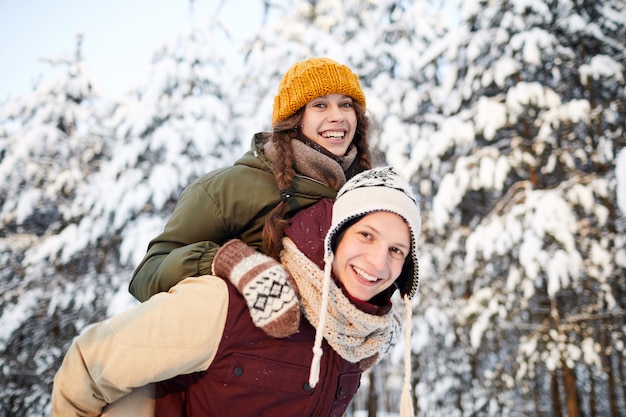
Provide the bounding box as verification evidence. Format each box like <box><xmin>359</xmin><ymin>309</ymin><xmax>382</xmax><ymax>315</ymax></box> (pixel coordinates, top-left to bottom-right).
<box><xmin>281</xmin><ymin>237</ymin><xmax>400</xmax><ymax>366</ymax></box>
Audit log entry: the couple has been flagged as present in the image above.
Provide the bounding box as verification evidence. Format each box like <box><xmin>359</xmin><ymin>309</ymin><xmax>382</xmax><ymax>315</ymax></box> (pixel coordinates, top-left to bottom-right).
<box><xmin>52</xmin><ymin>57</ymin><xmax>420</xmax><ymax>417</ymax></box>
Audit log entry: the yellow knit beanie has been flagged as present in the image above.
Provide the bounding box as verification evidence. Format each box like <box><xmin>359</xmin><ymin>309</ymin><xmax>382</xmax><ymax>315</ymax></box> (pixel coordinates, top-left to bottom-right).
<box><xmin>272</xmin><ymin>57</ymin><xmax>366</xmax><ymax>125</ymax></box>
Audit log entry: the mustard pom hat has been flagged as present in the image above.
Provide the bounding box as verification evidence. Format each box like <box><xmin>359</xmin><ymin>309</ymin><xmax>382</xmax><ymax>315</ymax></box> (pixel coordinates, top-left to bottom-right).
<box><xmin>272</xmin><ymin>57</ymin><xmax>366</xmax><ymax>125</ymax></box>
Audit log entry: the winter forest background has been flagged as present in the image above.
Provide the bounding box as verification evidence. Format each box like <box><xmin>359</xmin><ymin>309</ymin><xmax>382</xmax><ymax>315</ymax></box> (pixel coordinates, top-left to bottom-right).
<box><xmin>1</xmin><ymin>0</ymin><xmax>625</xmax><ymax>416</ymax></box>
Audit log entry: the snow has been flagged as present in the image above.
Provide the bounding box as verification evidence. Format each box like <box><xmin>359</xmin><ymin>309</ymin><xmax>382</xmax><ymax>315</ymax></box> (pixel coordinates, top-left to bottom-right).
<box><xmin>617</xmin><ymin>147</ymin><xmax>626</xmax><ymax>216</ymax></box>
<box><xmin>580</xmin><ymin>55</ymin><xmax>625</xmax><ymax>85</ymax></box>
<box><xmin>581</xmin><ymin>337</ymin><xmax>602</xmax><ymax>369</ymax></box>
<box><xmin>474</xmin><ymin>97</ymin><xmax>507</xmax><ymax>141</ymax></box>
<box><xmin>506</xmin><ymin>81</ymin><xmax>562</xmax><ymax>120</ymax></box>
<box><xmin>107</xmin><ymin>287</ymin><xmax>140</xmax><ymax>316</ymax></box>
<box><xmin>15</xmin><ymin>189</ymin><xmax>42</xmax><ymax>224</ymax></box>
<box><xmin>547</xmin><ymin>250</ymin><xmax>571</xmax><ymax>297</ymax></box>
<box><xmin>493</xmin><ymin>57</ymin><xmax>520</xmax><ymax>87</ymax></box>
<box><xmin>563</xmin><ymin>13</ymin><xmax>587</xmax><ymax>33</ymax></box>
<box><xmin>465</xmin><ymin>188</ymin><xmax>586</xmax><ymax>299</ymax></box>
<box><xmin>432</xmin><ymin>171</ymin><xmax>465</xmax><ymax>231</ymax></box>
<box><xmin>0</xmin><ymin>289</ymin><xmax>43</xmax><ymax>351</ymax></box>
<box><xmin>119</xmin><ymin>215</ymin><xmax>166</xmax><ymax>267</ymax></box>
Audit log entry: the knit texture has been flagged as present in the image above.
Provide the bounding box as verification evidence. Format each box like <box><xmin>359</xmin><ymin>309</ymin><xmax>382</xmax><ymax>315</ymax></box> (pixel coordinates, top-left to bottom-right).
<box><xmin>212</xmin><ymin>239</ymin><xmax>300</xmax><ymax>338</ymax></box>
<box><xmin>263</xmin><ymin>138</ymin><xmax>357</xmax><ymax>192</ymax></box>
<box><xmin>272</xmin><ymin>57</ymin><xmax>366</xmax><ymax>125</ymax></box>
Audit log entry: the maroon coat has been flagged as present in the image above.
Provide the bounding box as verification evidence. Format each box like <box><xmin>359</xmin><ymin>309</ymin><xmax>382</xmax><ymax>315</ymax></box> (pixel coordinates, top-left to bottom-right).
<box><xmin>153</xmin><ymin>198</ymin><xmax>386</xmax><ymax>416</ymax></box>
<box><xmin>154</xmin><ymin>278</ymin><xmax>361</xmax><ymax>417</ymax></box>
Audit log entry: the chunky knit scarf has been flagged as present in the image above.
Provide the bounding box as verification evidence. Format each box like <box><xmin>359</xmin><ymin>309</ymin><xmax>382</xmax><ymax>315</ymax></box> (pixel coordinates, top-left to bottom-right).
<box><xmin>263</xmin><ymin>137</ymin><xmax>358</xmax><ymax>191</ymax></box>
<box><xmin>281</xmin><ymin>237</ymin><xmax>400</xmax><ymax>367</ymax></box>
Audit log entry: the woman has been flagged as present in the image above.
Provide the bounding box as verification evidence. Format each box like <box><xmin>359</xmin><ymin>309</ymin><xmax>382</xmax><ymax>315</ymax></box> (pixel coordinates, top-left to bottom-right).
<box><xmin>51</xmin><ymin>166</ymin><xmax>420</xmax><ymax>417</ymax></box>
<box><xmin>130</xmin><ymin>57</ymin><xmax>372</xmax><ymax>302</ymax></box>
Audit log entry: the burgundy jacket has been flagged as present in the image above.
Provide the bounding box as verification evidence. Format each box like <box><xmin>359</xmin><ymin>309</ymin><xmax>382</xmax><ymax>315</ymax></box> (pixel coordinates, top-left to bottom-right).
<box><xmin>154</xmin><ymin>280</ymin><xmax>361</xmax><ymax>417</ymax></box>
<box><xmin>152</xmin><ymin>198</ymin><xmax>392</xmax><ymax>416</ymax></box>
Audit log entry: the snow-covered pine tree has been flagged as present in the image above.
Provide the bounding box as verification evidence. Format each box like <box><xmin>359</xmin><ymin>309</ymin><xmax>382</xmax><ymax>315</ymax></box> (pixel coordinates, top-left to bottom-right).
<box><xmin>0</xmin><ymin>33</ymin><xmax>106</xmax><ymax>236</ymax></box>
<box><xmin>0</xmin><ymin>20</ymin><xmax>247</xmax><ymax>416</ymax></box>
<box><xmin>0</xmin><ymin>33</ymin><xmax>111</xmax><ymax>416</ymax></box>
<box><xmin>3</xmin><ymin>0</ymin><xmax>625</xmax><ymax>415</ymax></box>
<box><xmin>60</xmin><ymin>23</ymin><xmax>246</xmax><ymax>275</ymax></box>
<box><xmin>378</xmin><ymin>0</ymin><xmax>626</xmax><ymax>415</ymax></box>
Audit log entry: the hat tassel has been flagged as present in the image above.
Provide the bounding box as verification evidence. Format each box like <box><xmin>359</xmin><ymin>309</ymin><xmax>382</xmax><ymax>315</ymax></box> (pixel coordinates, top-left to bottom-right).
<box><xmin>400</xmin><ymin>294</ymin><xmax>415</xmax><ymax>417</ymax></box>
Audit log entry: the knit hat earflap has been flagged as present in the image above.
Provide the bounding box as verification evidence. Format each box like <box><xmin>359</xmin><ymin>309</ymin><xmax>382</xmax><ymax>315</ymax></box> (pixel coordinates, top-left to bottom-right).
<box><xmin>309</xmin><ymin>166</ymin><xmax>420</xmax><ymax>417</ymax></box>
<box><xmin>272</xmin><ymin>57</ymin><xmax>366</xmax><ymax>125</ymax></box>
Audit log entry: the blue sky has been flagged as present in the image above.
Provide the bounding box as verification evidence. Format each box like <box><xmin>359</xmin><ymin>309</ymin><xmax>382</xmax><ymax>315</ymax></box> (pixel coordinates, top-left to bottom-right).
<box><xmin>0</xmin><ymin>0</ymin><xmax>261</xmax><ymax>101</ymax></box>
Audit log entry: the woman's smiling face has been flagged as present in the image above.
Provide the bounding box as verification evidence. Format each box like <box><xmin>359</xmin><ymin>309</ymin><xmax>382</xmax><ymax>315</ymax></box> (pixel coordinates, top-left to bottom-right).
<box><xmin>301</xmin><ymin>94</ymin><xmax>357</xmax><ymax>157</ymax></box>
<box><xmin>332</xmin><ymin>211</ymin><xmax>410</xmax><ymax>302</ymax></box>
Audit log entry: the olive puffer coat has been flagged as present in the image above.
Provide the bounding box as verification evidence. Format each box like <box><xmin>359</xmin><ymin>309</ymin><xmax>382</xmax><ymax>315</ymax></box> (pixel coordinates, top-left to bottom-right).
<box><xmin>129</xmin><ymin>133</ymin><xmax>339</xmax><ymax>301</ymax></box>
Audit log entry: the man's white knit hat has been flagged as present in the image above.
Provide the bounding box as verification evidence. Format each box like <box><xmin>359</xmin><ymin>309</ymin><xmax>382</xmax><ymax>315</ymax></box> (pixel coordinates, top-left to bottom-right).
<box><xmin>310</xmin><ymin>166</ymin><xmax>420</xmax><ymax>417</ymax></box>
<box><xmin>325</xmin><ymin>165</ymin><xmax>421</xmax><ymax>298</ymax></box>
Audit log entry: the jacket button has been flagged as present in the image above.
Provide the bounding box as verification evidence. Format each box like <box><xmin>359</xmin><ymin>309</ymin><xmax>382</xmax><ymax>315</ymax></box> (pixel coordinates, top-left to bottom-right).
<box><xmin>303</xmin><ymin>382</ymin><xmax>313</xmax><ymax>392</ymax></box>
<box><xmin>338</xmin><ymin>387</ymin><xmax>344</xmax><ymax>397</ymax></box>
<box><xmin>233</xmin><ymin>366</ymin><xmax>244</xmax><ymax>376</ymax></box>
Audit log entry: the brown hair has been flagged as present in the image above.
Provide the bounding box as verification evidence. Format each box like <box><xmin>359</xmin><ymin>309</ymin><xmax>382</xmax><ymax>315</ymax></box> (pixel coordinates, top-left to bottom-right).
<box><xmin>262</xmin><ymin>100</ymin><xmax>372</xmax><ymax>259</ymax></box>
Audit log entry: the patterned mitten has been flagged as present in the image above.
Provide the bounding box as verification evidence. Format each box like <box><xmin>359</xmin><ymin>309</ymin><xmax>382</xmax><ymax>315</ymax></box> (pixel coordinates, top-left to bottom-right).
<box><xmin>212</xmin><ymin>239</ymin><xmax>300</xmax><ymax>338</ymax></box>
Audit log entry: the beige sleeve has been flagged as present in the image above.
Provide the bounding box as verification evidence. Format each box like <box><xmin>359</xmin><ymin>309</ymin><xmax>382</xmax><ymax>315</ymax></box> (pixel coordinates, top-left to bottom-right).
<box><xmin>102</xmin><ymin>384</ymin><xmax>155</xmax><ymax>417</ymax></box>
<box><xmin>51</xmin><ymin>276</ymin><xmax>228</xmax><ymax>417</ymax></box>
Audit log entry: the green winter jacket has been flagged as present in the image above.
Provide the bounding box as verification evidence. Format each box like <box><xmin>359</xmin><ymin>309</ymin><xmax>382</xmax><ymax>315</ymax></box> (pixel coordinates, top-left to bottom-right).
<box><xmin>129</xmin><ymin>133</ymin><xmax>338</xmax><ymax>302</ymax></box>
